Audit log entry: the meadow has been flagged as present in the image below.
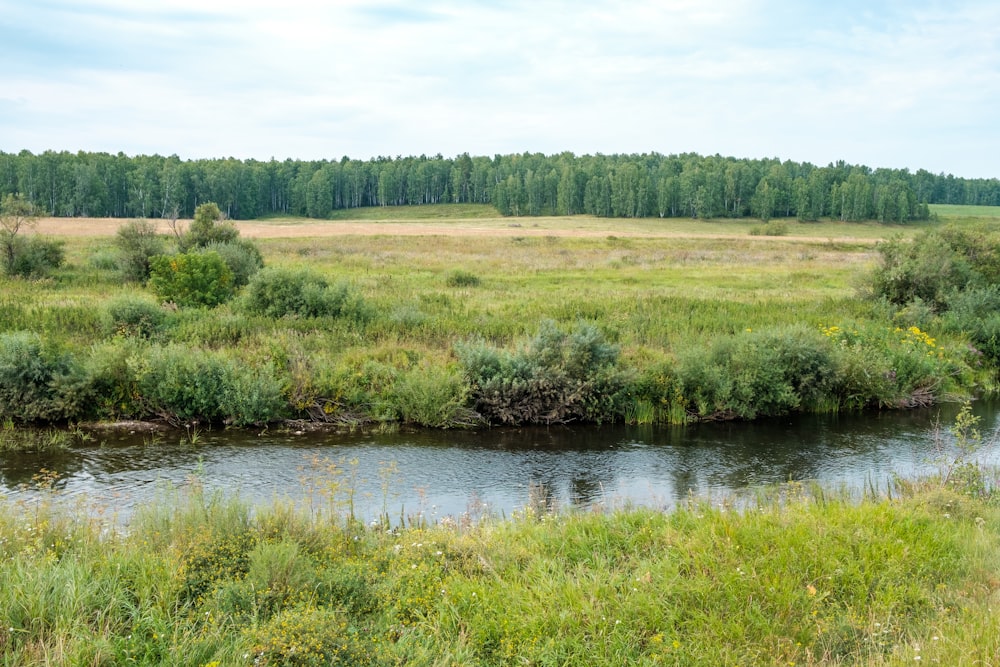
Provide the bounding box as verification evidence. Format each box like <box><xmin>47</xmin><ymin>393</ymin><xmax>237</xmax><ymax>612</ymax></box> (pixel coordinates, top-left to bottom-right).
<box><xmin>0</xmin><ymin>204</ymin><xmax>994</xmax><ymax>429</ymax></box>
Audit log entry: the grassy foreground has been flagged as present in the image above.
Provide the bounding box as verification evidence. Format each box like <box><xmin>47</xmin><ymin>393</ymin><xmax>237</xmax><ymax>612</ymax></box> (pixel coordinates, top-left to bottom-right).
<box><xmin>1</xmin><ymin>471</ymin><xmax>998</xmax><ymax>666</ymax></box>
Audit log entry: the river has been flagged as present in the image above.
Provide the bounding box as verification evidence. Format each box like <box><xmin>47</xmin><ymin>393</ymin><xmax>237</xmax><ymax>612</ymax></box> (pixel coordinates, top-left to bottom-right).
<box><xmin>2</xmin><ymin>402</ymin><xmax>998</xmax><ymax>524</ymax></box>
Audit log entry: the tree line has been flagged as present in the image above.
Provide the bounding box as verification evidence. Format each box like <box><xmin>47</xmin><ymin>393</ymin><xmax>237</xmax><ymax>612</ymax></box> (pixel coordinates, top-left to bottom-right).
<box><xmin>1</xmin><ymin>149</ymin><xmax>996</xmax><ymax>222</ymax></box>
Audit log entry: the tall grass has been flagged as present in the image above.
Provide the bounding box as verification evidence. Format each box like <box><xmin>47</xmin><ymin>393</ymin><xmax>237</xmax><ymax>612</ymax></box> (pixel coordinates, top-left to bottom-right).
<box><xmin>0</xmin><ymin>469</ymin><xmax>998</xmax><ymax>665</ymax></box>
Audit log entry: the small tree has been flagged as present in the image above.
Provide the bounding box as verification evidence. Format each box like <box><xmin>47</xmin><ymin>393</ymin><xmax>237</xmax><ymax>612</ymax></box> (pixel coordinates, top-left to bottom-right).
<box><xmin>148</xmin><ymin>251</ymin><xmax>235</xmax><ymax>307</ymax></box>
<box><xmin>115</xmin><ymin>219</ymin><xmax>166</xmax><ymax>283</ymax></box>
<box><xmin>0</xmin><ymin>193</ymin><xmax>40</xmax><ymax>270</ymax></box>
<box><xmin>179</xmin><ymin>202</ymin><xmax>239</xmax><ymax>251</ymax></box>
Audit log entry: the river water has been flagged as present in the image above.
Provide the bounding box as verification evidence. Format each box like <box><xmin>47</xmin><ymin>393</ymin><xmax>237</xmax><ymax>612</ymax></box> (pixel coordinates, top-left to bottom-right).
<box><xmin>2</xmin><ymin>402</ymin><xmax>998</xmax><ymax>524</ymax></box>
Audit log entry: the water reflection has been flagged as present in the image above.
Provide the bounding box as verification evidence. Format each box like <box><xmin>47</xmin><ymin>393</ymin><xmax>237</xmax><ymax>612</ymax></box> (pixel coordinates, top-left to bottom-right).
<box><xmin>1</xmin><ymin>402</ymin><xmax>998</xmax><ymax>523</ymax></box>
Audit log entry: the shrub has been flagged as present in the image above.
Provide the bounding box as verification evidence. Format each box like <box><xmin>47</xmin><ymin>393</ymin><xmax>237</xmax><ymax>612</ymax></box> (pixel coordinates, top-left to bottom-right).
<box><xmin>748</xmin><ymin>220</ymin><xmax>788</xmax><ymax>236</ymax></box>
<box><xmin>84</xmin><ymin>338</ymin><xmax>148</xmax><ymax>419</ymax></box>
<box><xmin>134</xmin><ymin>345</ymin><xmax>285</xmax><ymax>425</ymax></box>
<box><xmin>178</xmin><ymin>202</ymin><xmax>239</xmax><ymax>251</ymax></box>
<box><xmin>203</xmin><ymin>239</ymin><xmax>264</xmax><ymax>287</ymax></box>
<box><xmin>1</xmin><ymin>235</ymin><xmax>65</xmax><ymax>278</ymax></box>
<box><xmin>445</xmin><ymin>269</ymin><xmax>481</xmax><ymax>287</ymax></box>
<box><xmin>868</xmin><ymin>223</ymin><xmax>1000</xmax><ymax>309</ymax></box>
<box><xmin>390</xmin><ymin>363</ymin><xmax>478</xmax><ymax>428</ymax></box>
<box><xmin>115</xmin><ymin>219</ymin><xmax>165</xmax><ymax>283</ymax></box>
<box><xmin>0</xmin><ymin>332</ymin><xmax>88</xmax><ymax>422</ymax></box>
<box><xmin>243</xmin><ymin>267</ymin><xmax>364</xmax><ymax>320</ymax></box>
<box><xmin>106</xmin><ymin>295</ymin><xmax>166</xmax><ymax>339</ymax></box>
<box><xmin>148</xmin><ymin>251</ymin><xmax>235</xmax><ymax>308</ymax></box>
<box><xmin>678</xmin><ymin>326</ymin><xmax>839</xmax><ymax>419</ymax></box>
<box><xmin>822</xmin><ymin>323</ymin><xmax>970</xmax><ymax>410</ymax></box>
<box><xmin>942</xmin><ymin>286</ymin><xmax>1000</xmax><ymax>365</ymax></box>
<box><xmin>457</xmin><ymin>320</ymin><xmax>626</xmax><ymax>425</ymax></box>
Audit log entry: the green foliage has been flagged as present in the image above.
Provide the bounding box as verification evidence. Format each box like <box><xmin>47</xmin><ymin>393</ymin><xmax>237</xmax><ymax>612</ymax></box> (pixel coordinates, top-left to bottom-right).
<box><xmin>942</xmin><ymin>286</ymin><xmax>1000</xmax><ymax>365</ymax></box>
<box><xmin>135</xmin><ymin>345</ymin><xmax>286</xmax><ymax>425</ymax></box>
<box><xmin>748</xmin><ymin>220</ymin><xmax>788</xmax><ymax>236</ymax></box>
<box><xmin>0</xmin><ymin>331</ymin><xmax>88</xmax><ymax>422</ymax></box>
<box><xmin>679</xmin><ymin>326</ymin><xmax>839</xmax><ymax>419</ymax></box>
<box><xmin>444</xmin><ymin>268</ymin><xmax>481</xmax><ymax>287</ymax></box>
<box><xmin>3</xmin><ymin>472</ymin><xmax>1000</xmax><ymax>666</ymax></box>
<box><xmin>148</xmin><ymin>251</ymin><xmax>235</xmax><ymax>308</ymax></box>
<box><xmin>246</xmin><ymin>605</ymin><xmax>370</xmax><ymax>666</ymax></box>
<box><xmin>869</xmin><ymin>223</ymin><xmax>1000</xmax><ymax>308</ymax></box>
<box><xmin>105</xmin><ymin>295</ymin><xmax>166</xmax><ymax>339</ymax></box>
<box><xmin>115</xmin><ymin>219</ymin><xmax>165</xmax><ymax>282</ymax></box>
<box><xmin>1</xmin><ymin>234</ymin><xmax>65</xmax><ymax>278</ymax></box>
<box><xmin>389</xmin><ymin>363</ymin><xmax>478</xmax><ymax>428</ymax></box>
<box><xmin>178</xmin><ymin>202</ymin><xmax>239</xmax><ymax>251</ymax></box>
<box><xmin>203</xmin><ymin>238</ymin><xmax>264</xmax><ymax>287</ymax></box>
<box><xmin>243</xmin><ymin>267</ymin><xmax>365</xmax><ymax>320</ymax></box>
<box><xmin>84</xmin><ymin>338</ymin><xmax>148</xmax><ymax>419</ymax></box>
<box><xmin>457</xmin><ymin>320</ymin><xmax>626</xmax><ymax>424</ymax></box>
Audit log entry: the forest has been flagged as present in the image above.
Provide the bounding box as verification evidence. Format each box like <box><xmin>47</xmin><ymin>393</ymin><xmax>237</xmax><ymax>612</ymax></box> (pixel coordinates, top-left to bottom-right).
<box><xmin>3</xmin><ymin>149</ymin><xmax>998</xmax><ymax>223</ymax></box>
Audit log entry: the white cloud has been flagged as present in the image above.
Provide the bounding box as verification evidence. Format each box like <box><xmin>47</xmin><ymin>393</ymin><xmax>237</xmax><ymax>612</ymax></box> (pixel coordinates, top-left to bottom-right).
<box><xmin>1</xmin><ymin>0</ymin><xmax>998</xmax><ymax>176</ymax></box>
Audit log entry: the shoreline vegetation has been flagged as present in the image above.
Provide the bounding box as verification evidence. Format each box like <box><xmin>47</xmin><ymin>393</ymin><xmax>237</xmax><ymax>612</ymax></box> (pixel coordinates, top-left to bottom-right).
<box><xmin>1</xmin><ymin>460</ymin><xmax>998</xmax><ymax>664</ymax></box>
<box><xmin>2</xmin><ymin>200</ymin><xmax>1000</xmax><ymax>438</ymax></box>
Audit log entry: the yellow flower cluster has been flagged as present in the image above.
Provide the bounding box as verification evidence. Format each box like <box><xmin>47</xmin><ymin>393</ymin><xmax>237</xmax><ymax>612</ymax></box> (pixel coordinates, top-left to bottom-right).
<box><xmin>897</xmin><ymin>326</ymin><xmax>936</xmax><ymax>348</ymax></box>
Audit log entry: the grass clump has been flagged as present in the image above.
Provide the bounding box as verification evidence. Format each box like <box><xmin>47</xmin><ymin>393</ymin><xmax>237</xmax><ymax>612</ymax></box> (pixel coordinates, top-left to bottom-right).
<box><xmin>444</xmin><ymin>268</ymin><xmax>481</xmax><ymax>287</ymax></box>
<box><xmin>749</xmin><ymin>220</ymin><xmax>789</xmax><ymax>236</ymax></box>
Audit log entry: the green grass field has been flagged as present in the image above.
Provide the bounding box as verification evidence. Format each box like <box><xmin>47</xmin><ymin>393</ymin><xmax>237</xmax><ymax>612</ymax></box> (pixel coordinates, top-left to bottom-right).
<box><xmin>930</xmin><ymin>203</ymin><xmax>1000</xmax><ymax>219</ymax></box>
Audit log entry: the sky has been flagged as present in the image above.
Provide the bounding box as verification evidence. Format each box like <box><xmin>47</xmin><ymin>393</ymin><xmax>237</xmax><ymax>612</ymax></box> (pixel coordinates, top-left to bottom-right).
<box><xmin>1</xmin><ymin>0</ymin><xmax>998</xmax><ymax>178</ymax></box>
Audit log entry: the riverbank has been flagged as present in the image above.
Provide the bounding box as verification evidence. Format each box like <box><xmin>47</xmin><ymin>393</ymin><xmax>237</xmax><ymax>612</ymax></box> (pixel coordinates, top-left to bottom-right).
<box><xmin>2</xmin><ymin>471</ymin><xmax>997</xmax><ymax>665</ymax></box>
<box><xmin>1</xmin><ymin>206</ymin><xmax>997</xmax><ymax>432</ymax></box>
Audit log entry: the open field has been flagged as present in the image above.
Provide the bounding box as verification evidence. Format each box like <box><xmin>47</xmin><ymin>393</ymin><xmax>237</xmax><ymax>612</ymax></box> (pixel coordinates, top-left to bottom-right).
<box><xmin>930</xmin><ymin>203</ymin><xmax>1000</xmax><ymax>219</ymax></box>
<box><xmin>34</xmin><ymin>204</ymin><xmax>935</xmax><ymax>242</ymax></box>
<box><xmin>2</xmin><ymin>203</ymin><xmax>997</xmax><ymax>428</ymax></box>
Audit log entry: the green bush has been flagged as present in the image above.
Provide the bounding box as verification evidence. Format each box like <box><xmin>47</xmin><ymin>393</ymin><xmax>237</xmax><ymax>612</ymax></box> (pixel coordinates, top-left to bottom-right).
<box><xmin>115</xmin><ymin>219</ymin><xmax>165</xmax><ymax>283</ymax></box>
<box><xmin>390</xmin><ymin>363</ymin><xmax>478</xmax><ymax>428</ymax></box>
<box><xmin>821</xmin><ymin>323</ymin><xmax>969</xmax><ymax>410</ymax></box>
<box><xmin>148</xmin><ymin>251</ymin><xmax>235</xmax><ymax>308</ymax></box>
<box><xmin>84</xmin><ymin>338</ymin><xmax>147</xmax><ymax>419</ymax></box>
<box><xmin>457</xmin><ymin>320</ymin><xmax>626</xmax><ymax>425</ymax></box>
<box><xmin>0</xmin><ymin>332</ymin><xmax>88</xmax><ymax>422</ymax></box>
<box><xmin>1</xmin><ymin>235</ymin><xmax>65</xmax><ymax>278</ymax></box>
<box><xmin>243</xmin><ymin>267</ymin><xmax>364</xmax><ymax>320</ymax></box>
<box><xmin>869</xmin><ymin>223</ymin><xmax>1000</xmax><ymax>309</ymax></box>
<box><xmin>749</xmin><ymin>220</ymin><xmax>789</xmax><ymax>236</ymax></box>
<box><xmin>134</xmin><ymin>345</ymin><xmax>285</xmax><ymax>426</ymax></box>
<box><xmin>445</xmin><ymin>269</ymin><xmax>481</xmax><ymax>287</ymax></box>
<box><xmin>203</xmin><ymin>239</ymin><xmax>264</xmax><ymax>287</ymax></box>
<box><xmin>942</xmin><ymin>286</ymin><xmax>1000</xmax><ymax>364</ymax></box>
<box><xmin>679</xmin><ymin>326</ymin><xmax>839</xmax><ymax>419</ymax></box>
<box><xmin>106</xmin><ymin>296</ymin><xmax>166</xmax><ymax>339</ymax></box>
<box><xmin>178</xmin><ymin>202</ymin><xmax>239</xmax><ymax>251</ymax></box>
